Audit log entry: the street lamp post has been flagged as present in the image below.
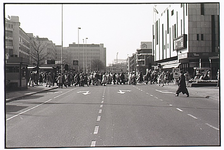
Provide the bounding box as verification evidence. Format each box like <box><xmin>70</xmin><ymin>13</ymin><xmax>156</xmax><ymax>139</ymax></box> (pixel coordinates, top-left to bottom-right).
<box><xmin>78</xmin><ymin>27</ymin><xmax>81</xmax><ymax>72</ymax></box>
<box><xmin>61</xmin><ymin>4</ymin><xmax>63</xmax><ymax>74</ymax></box>
<box><xmin>85</xmin><ymin>37</ymin><xmax>88</xmax><ymax>72</ymax></box>
<box><xmin>83</xmin><ymin>39</ymin><xmax>84</xmax><ymax>73</ymax></box>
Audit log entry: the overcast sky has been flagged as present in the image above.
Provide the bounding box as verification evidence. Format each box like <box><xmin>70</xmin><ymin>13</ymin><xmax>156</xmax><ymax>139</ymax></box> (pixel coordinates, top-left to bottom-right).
<box><xmin>4</xmin><ymin>3</ymin><xmax>170</xmax><ymax>66</ymax></box>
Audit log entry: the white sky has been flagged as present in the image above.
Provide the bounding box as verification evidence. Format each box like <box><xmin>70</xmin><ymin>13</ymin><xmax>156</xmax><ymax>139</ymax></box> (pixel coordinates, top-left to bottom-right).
<box><xmin>4</xmin><ymin>3</ymin><xmax>170</xmax><ymax>66</ymax></box>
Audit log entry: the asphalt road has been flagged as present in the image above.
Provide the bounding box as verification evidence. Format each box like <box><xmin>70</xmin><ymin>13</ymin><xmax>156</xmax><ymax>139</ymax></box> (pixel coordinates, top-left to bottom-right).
<box><xmin>6</xmin><ymin>84</ymin><xmax>220</xmax><ymax>148</ymax></box>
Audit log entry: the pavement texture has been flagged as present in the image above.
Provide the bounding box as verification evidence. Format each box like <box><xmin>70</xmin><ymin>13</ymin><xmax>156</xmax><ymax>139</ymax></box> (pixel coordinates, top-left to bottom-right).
<box><xmin>5</xmin><ymin>83</ymin><xmax>220</xmax><ymax>103</ymax></box>
<box><xmin>6</xmin><ymin>84</ymin><xmax>58</xmax><ymax>102</ymax></box>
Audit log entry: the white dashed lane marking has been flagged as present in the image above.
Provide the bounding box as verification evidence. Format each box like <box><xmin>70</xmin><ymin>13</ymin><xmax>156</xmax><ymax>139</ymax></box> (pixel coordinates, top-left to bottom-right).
<box><xmin>187</xmin><ymin>114</ymin><xmax>198</xmax><ymax>120</ymax></box>
<box><xmin>94</xmin><ymin>126</ymin><xmax>99</xmax><ymax>134</ymax></box>
<box><xmin>176</xmin><ymin>108</ymin><xmax>183</xmax><ymax>112</ymax></box>
<box><xmin>206</xmin><ymin>123</ymin><xmax>219</xmax><ymax>131</ymax></box>
<box><xmin>91</xmin><ymin>141</ymin><xmax>96</xmax><ymax>147</ymax></box>
<box><xmin>97</xmin><ymin>116</ymin><xmax>101</xmax><ymax>122</ymax></box>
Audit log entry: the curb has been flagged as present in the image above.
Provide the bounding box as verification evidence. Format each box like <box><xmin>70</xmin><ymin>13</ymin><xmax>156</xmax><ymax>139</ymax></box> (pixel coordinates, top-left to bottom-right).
<box><xmin>6</xmin><ymin>86</ymin><xmax>58</xmax><ymax>103</ymax></box>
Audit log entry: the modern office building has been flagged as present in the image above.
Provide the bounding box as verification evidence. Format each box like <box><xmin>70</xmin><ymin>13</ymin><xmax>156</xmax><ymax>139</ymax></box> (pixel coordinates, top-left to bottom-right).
<box><xmin>152</xmin><ymin>3</ymin><xmax>220</xmax><ymax>79</ymax></box>
<box><xmin>128</xmin><ymin>42</ymin><xmax>154</xmax><ymax>75</ymax></box>
<box><xmin>5</xmin><ymin>16</ymin><xmax>57</xmax><ymax>66</ymax></box>
<box><xmin>5</xmin><ymin>16</ymin><xmax>31</xmax><ymax>63</ymax></box>
<box><xmin>58</xmin><ymin>43</ymin><xmax>106</xmax><ymax>72</ymax></box>
<box><xmin>136</xmin><ymin>42</ymin><xmax>154</xmax><ymax>74</ymax></box>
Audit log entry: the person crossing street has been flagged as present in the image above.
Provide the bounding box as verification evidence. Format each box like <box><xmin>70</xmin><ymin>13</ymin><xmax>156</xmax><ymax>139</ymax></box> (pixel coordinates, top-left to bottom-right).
<box><xmin>176</xmin><ymin>71</ymin><xmax>189</xmax><ymax>97</ymax></box>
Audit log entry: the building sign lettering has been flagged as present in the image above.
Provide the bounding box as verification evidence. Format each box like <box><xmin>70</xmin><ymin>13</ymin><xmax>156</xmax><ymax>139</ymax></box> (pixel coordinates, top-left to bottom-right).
<box><xmin>173</xmin><ymin>34</ymin><xmax>187</xmax><ymax>50</ymax></box>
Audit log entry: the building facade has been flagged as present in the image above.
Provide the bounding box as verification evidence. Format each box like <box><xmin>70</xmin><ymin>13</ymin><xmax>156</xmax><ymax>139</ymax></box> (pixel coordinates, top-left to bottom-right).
<box><xmin>57</xmin><ymin>43</ymin><xmax>106</xmax><ymax>72</ymax></box>
<box><xmin>128</xmin><ymin>42</ymin><xmax>154</xmax><ymax>75</ymax></box>
<box><xmin>5</xmin><ymin>16</ymin><xmax>57</xmax><ymax>67</ymax></box>
<box><xmin>136</xmin><ymin>42</ymin><xmax>154</xmax><ymax>74</ymax></box>
<box><xmin>152</xmin><ymin>3</ymin><xmax>220</xmax><ymax>79</ymax></box>
<box><xmin>5</xmin><ymin>16</ymin><xmax>31</xmax><ymax>63</ymax></box>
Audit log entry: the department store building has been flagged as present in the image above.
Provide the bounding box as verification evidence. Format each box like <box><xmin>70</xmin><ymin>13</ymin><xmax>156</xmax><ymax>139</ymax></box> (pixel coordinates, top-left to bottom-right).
<box><xmin>152</xmin><ymin>3</ymin><xmax>220</xmax><ymax>79</ymax></box>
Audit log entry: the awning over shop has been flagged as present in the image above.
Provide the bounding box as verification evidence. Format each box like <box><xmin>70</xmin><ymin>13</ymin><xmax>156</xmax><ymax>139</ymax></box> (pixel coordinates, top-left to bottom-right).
<box><xmin>162</xmin><ymin>63</ymin><xmax>180</xmax><ymax>69</ymax></box>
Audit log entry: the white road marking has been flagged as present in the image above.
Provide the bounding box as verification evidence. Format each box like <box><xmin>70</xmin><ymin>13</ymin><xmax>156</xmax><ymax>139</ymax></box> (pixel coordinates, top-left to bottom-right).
<box><xmin>94</xmin><ymin>126</ymin><xmax>99</xmax><ymax>134</ymax></box>
<box><xmin>99</xmin><ymin>109</ymin><xmax>102</xmax><ymax>114</ymax></box>
<box><xmin>101</xmin><ymin>101</ymin><xmax>104</xmax><ymax>103</ymax></box>
<box><xmin>150</xmin><ymin>94</ymin><xmax>153</xmax><ymax>97</ymax></box>
<box><xmin>54</xmin><ymin>88</ymin><xmax>76</xmax><ymax>99</ymax></box>
<box><xmin>7</xmin><ymin>99</ymin><xmax>53</xmax><ymax>121</ymax></box>
<box><xmin>7</xmin><ymin>88</ymin><xmax>77</xmax><ymax>121</ymax></box>
<box><xmin>206</xmin><ymin>123</ymin><xmax>219</xmax><ymax>131</ymax></box>
<box><xmin>176</xmin><ymin>108</ymin><xmax>183</xmax><ymax>112</ymax></box>
<box><xmin>160</xmin><ymin>99</ymin><xmax>163</xmax><ymax>101</ymax></box>
<box><xmin>117</xmin><ymin>90</ymin><xmax>131</xmax><ymax>94</ymax></box>
<box><xmin>100</xmin><ymin>105</ymin><xmax>103</xmax><ymax>108</ymax></box>
<box><xmin>156</xmin><ymin>89</ymin><xmax>174</xmax><ymax>94</ymax></box>
<box><xmin>97</xmin><ymin>116</ymin><xmax>101</xmax><ymax>122</ymax></box>
<box><xmin>169</xmin><ymin>104</ymin><xmax>173</xmax><ymax>106</ymax></box>
<box><xmin>154</xmin><ymin>96</ymin><xmax>158</xmax><ymax>99</ymax></box>
<box><xmin>91</xmin><ymin>141</ymin><xmax>96</xmax><ymax>147</ymax></box>
<box><xmin>187</xmin><ymin>114</ymin><xmax>198</xmax><ymax>120</ymax></box>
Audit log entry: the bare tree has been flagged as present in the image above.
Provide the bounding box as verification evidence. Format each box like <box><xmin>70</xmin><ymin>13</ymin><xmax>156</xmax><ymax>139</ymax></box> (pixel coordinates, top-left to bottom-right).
<box><xmin>29</xmin><ymin>36</ymin><xmax>48</xmax><ymax>81</ymax></box>
<box><xmin>91</xmin><ymin>59</ymin><xmax>105</xmax><ymax>72</ymax></box>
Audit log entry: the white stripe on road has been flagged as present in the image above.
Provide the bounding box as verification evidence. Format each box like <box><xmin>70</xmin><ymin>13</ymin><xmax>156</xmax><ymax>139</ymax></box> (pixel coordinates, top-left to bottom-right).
<box><xmin>54</xmin><ymin>88</ymin><xmax>76</xmax><ymax>99</ymax></box>
<box><xmin>156</xmin><ymin>89</ymin><xmax>174</xmax><ymax>94</ymax></box>
<box><xmin>97</xmin><ymin>116</ymin><xmax>101</xmax><ymax>122</ymax></box>
<box><xmin>91</xmin><ymin>141</ymin><xmax>96</xmax><ymax>147</ymax></box>
<box><xmin>7</xmin><ymin>99</ymin><xmax>53</xmax><ymax>121</ymax></box>
<box><xmin>94</xmin><ymin>126</ymin><xmax>99</xmax><ymax>134</ymax></box>
<box><xmin>99</xmin><ymin>109</ymin><xmax>102</xmax><ymax>114</ymax></box>
<box><xmin>187</xmin><ymin>114</ymin><xmax>198</xmax><ymax>120</ymax></box>
<box><xmin>206</xmin><ymin>123</ymin><xmax>219</xmax><ymax>131</ymax></box>
<box><xmin>100</xmin><ymin>105</ymin><xmax>103</xmax><ymax>108</ymax></box>
<box><xmin>101</xmin><ymin>101</ymin><xmax>104</xmax><ymax>103</ymax></box>
<box><xmin>7</xmin><ymin>88</ymin><xmax>77</xmax><ymax>121</ymax></box>
<box><xmin>176</xmin><ymin>108</ymin><xmax>183</xmax><ymax>112</ymax></box>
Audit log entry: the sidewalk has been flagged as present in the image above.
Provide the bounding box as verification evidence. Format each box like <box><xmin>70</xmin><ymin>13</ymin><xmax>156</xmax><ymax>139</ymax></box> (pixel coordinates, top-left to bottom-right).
<box><xmin>5</xmin><ymin>84</ymin><xmax>58</xmax><ymax>103</ymax></box>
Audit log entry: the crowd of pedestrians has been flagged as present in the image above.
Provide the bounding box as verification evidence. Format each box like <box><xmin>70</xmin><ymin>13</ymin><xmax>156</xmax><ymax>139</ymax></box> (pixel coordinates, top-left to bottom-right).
<box><xmin>28</xmin><ymin>69</ymin><xmax>177</xmax><ymax>88</ymax></box>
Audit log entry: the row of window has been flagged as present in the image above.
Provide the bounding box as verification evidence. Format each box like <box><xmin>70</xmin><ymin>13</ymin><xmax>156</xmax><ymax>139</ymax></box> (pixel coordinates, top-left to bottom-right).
<box><xmin>197</xmin><ymin>34</ymin><xmax>204</xmax><ymax>41</ymax></box>
<box><xmin>6</xmin><ymin>23</ymin><xmax>13</xmax><ymax>29</ymax></box>
<box><xmin>19</xmin><ymin>37</ymin><xmax>30</xmax><ymax>48</ymax></box>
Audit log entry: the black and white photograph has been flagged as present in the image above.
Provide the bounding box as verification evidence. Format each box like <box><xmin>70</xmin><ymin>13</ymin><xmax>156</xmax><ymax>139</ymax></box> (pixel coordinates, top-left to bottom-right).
<box><xmin>3</xmin><ymin>1</ymin><xmax>221</xmax><ymax>149</ymax></box>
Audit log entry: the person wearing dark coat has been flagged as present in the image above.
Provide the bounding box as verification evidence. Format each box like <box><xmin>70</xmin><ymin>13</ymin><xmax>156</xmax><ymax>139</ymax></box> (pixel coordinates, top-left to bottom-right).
<box><xmin>176</xmin><ymin>72</ymin><xmax>189</xmax><ymax>97</ymax></box>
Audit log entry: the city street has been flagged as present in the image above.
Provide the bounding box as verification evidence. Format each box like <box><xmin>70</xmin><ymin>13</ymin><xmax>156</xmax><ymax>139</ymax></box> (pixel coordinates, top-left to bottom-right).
<box><xmin>6</xmin><ymin>84</ymin><xmax>220</xmax><ymax>148</ymax></box>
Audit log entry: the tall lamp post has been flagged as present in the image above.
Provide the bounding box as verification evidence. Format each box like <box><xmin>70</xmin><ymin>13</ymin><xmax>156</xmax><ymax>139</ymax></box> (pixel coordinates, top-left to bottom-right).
<box><xmin>78</xmin><ymin>27</ymin><xmax>81</xmax><ymax>72</ymax></box>
<box><xmin>83</xmin><ymin>39</ymin><xmax>84</xmax><ymax>73</ymax></box>
<box><xmin>85</xmin><ymin>37</ymin><xmax>88</xmax><ymax>72</ymax></box>
<box><xmin>61</xmin><ymin>5</ymin><xmax>63</xmax><ymax>74</ymax></box>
